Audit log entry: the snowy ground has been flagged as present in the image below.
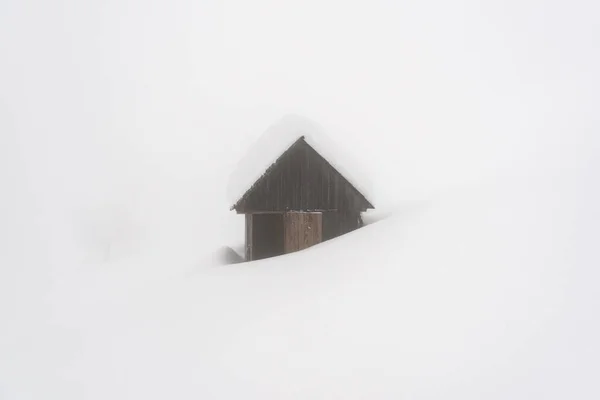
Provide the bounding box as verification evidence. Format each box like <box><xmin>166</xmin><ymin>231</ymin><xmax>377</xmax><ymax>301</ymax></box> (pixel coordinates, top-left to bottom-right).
<box><xmin>2</xmin><ymin>166</ymin><xmax>599</xmax><ymax>399</ymax></box>
<box><xmin>1</xmin><ymin>0</ymin><xmax>599</xmax><ymax>398</ymax></box>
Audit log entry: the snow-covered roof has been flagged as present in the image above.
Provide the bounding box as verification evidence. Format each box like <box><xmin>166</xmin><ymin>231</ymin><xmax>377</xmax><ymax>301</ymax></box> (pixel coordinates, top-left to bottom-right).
<box><xmin>227</xmin><ymin>114</ymin><xmax>373</xmax><ymax>208</ymax></box>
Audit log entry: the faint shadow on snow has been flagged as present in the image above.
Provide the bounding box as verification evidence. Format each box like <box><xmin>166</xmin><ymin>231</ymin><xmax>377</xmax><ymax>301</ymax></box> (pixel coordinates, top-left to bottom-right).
<box><xmin>362</xmin><ymin>208</ymin><xmax>394</xmax><ymax>226</ymax></box>
<box><xmin>212</xmin><ymin>246</ymin><xmax>245</xmax><ymax>265</ymax></box>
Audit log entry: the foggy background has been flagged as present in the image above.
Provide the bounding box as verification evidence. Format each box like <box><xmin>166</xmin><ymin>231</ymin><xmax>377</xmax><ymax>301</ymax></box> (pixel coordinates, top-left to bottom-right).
<box><xmin>2</xmin><ymin>1</ymin><xmax>600</xmax><ymax>399</ymax></box>
<box><xmin>1</xmin><ymin>0</ymin><xmax>598</xmax><ymax>293</ymax></box>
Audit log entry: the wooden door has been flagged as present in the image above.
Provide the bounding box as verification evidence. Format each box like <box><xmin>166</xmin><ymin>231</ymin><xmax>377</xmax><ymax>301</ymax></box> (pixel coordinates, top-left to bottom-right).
<box><xmin>284</xmin><ymin>212</ymin><xmax>323</xmax><ymax>254</ymax></box>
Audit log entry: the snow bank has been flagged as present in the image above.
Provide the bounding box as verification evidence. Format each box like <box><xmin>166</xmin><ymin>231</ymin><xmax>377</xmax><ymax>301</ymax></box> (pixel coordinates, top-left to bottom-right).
<box><xmin>2</xmin><ymin>167</ymin><xmax>598</xmax><ymax>400</ymax></box>
<box><xmin>227</xmin><ymin>114</ymin><xmax>374</xmax><ymax>207</ymax></box>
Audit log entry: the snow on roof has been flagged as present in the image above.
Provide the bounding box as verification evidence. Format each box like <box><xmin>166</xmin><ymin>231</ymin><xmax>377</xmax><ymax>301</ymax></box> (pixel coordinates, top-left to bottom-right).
<box><xmin>227</xmin><ymin>114</ymin><xmax>373</xmax><ymax>208</ymax></box>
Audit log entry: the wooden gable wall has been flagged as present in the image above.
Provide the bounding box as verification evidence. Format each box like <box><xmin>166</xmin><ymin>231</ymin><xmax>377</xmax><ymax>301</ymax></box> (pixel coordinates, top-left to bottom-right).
<box><xmin>233</xmin><ymin>138</ymin><xmax>373</xmax><ymax>213</ymax></box>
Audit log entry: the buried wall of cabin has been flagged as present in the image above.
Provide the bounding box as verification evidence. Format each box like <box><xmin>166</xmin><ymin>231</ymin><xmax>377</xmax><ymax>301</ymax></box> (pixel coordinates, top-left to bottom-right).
<box><xmin>244</xmin><ymin>211</ymin><xmax>363</xmax><ymax>261</ymax></box>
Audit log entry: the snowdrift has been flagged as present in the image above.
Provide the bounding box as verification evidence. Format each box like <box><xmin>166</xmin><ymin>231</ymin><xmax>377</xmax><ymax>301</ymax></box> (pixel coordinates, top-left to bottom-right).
<box><xmin>1</xmin><ymin>168</ymin><xmax>598</xmax><ymax>400</ymax></box>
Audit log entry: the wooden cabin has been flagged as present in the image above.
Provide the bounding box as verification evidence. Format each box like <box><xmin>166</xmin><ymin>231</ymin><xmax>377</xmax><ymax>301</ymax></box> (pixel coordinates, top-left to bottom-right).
<box><xmin>230</xmin><ymin>117</ymin><xmax>374</xmax><ymax>261</ymax></box>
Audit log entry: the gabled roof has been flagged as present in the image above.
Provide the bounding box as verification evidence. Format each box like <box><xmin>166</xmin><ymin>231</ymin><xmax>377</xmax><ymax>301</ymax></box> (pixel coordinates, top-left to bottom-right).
<box><xmin>228</xmin><ymin>115</ymin><xmax>374</xmax><ymax>210</ymax></box>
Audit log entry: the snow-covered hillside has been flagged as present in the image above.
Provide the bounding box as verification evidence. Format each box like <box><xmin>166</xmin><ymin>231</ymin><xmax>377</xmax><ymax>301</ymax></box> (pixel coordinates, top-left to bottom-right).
<box><xmin>1</xmin><ymin>164</ymin><xmax>599</xmax><ymax>399</ymax></box>
<box><xmin>1</xmin><ymin>0</ymin><xmax>599</xmax><ymax>398</ymax></box>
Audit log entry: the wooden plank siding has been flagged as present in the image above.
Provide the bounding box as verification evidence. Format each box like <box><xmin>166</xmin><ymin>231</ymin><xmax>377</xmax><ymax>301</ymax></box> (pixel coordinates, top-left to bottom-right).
<box><xmin>232</xmin><ymin>138</ymin><xmax>373</xmax><ymax>214</ymax></box>
<box><xmin>322</xmin><ymin>211</ymin><xmax>363</xmax><ymax>242</ymax></box>
<box><xmin>245</xmin><ymin>214</ymin><xmax>253</xmax><ymax>261</ymax></box>
<box><xmin>251</xmin><ymin>213</ymin><xmax>284</xmax><ymax>261</ymax></box>
<box><xmin>237</xmin><ymin>136</ymin><xmax>373</xmax><ymax>262</ymax></box>
<box><xmin>284</xmin><ymin>212</ymin><xmax>322</xmax><ymax>253</ymax></box>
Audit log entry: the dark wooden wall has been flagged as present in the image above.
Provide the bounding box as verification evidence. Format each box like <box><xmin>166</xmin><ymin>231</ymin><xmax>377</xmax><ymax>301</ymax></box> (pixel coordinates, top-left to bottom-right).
<box><xmin>322</xmin><ymin>211</ymin><xmax>363</xmax><ymax>242</ymax></box>
<box><xmin>249</xmin><ymin>213</ymin><xmax>284</xmax><ymax>261</ymax></box>
<box><xmin>239</xmin><ymin>137</ymin><xmax>373</xmax><ymax>262</ymax></box>
<box><xmin>245</xmin><ymin>211</ymin><xmax>362</xmax><ymax>261</ymax></box>
<box><xmin>233</xmin><ymin>138</ymin><xmax>373</xmax><ymax>214</ymax></box>
<box><xmin>245</xmin><ymin>214</ymin><xmax>253</xmax><ymax>261</ymax></box>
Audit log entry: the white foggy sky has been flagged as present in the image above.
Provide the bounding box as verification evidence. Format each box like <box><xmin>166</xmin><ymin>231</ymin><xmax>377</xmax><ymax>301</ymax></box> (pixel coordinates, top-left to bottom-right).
<box><xmin>1</xmin><ymin>0</ymin><xmax>599</xmax><ymax>268</ymax></box>
<box><xmin>1</xmin><ymin>4</ymin><xmax>599</xmax><ymax>398</ymax></box>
